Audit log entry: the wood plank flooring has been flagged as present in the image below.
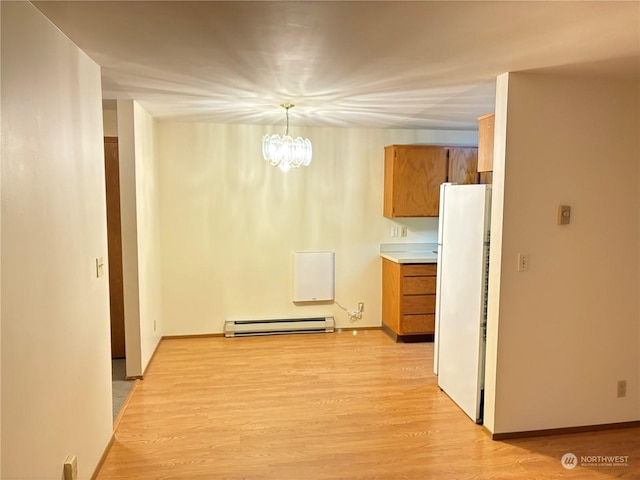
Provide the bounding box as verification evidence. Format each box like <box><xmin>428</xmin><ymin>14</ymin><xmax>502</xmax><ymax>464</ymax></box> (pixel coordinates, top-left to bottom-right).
<box><xmin>96</xmin><ymin>330</ymin><xmax>639</xmax><ymax>479</ymax></box>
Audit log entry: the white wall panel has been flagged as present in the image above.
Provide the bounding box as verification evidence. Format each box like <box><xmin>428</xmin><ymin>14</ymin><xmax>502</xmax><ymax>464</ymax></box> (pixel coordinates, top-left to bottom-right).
<box><xmin>293</xmin><ymin>252</ymin><xmax>335</xmax><ymax>302</ymax></box>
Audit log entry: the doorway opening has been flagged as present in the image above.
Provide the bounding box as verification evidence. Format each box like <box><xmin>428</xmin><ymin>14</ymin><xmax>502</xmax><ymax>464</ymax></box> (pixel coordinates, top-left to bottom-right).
<box><xmin>104</xmin><ymin>135</ymin><xmax>134</xmax><ymax>421</ymax></box>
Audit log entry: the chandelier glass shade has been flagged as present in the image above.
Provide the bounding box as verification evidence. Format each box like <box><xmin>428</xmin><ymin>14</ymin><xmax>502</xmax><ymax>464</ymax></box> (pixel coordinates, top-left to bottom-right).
<box><xmin>262</xmin><ymin>104</ymin><xmax>312</xmax><ymax>172</ymax></box>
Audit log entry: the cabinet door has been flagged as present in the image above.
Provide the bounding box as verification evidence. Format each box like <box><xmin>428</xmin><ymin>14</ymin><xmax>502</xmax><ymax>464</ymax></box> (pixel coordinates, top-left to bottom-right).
<box><xmin>384</xmin><ymin>146</ymin><xmax>447</xmax><ymax>217</ymax></box>
<box><xmin>479</xmin><ymin>172</ymin><xmax>493</xmax><ymax>185</ymax></box>
<box><xmin>447</xmin><ymin>147</ymin><xmax>479</xmax><ymax>185</ymax></box>
<box><xmin>478</xmin><ymin>113</ymin><xmax>495</xmax><ymax>172</ymax></box>
<box><xmin>381</xmin><ymin>258</ymin><xmax>401</xmax><ymax>333</ymax></box>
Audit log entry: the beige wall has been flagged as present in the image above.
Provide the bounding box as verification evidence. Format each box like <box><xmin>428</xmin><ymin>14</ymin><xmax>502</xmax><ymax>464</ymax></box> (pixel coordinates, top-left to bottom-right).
<box><xmin>133</xmin><ymin>103</ymin><xmax>163</xmax><ymax>367</ymax></box>
<box><xmin>117</xmin><ymin>100</ymin><xmax>143</xmax><ymax>376</ymax></box>
<box><xmin>157</xmin><ymin>122</ymin><xmax>477</xmax><ymax>335</ymax></box>
<box><xmin>483</xmin><ymin>72</ymin><xmax>509</xmax><ymax>432</ymax></box>
<box><xmin>0</xmin><ymin>1</ymin><xmax>5</xmax><ymax>472</ymax></box>
<box><xmin>0</xmin><ymin>1</ymin><xmax>3</xmax><ymax>472</ymax></box>
<box><xmin>484</xmin><ymin>72</ymin><xmax>640</xmax><ymax>434</ymax></box>
<box><xmin>103</xmin><ymin>106</ymin><xmax>118</xmax><ymax>137</ymax></box>
<box><xmin>1</xmin><ymin>2</ymin><xmax>113</xmax><ymax>478</ymax></box>
<box><xmin>117</xmin><ymin>100</ymin><xmax>163</xmax><ymax>376</ymax></box>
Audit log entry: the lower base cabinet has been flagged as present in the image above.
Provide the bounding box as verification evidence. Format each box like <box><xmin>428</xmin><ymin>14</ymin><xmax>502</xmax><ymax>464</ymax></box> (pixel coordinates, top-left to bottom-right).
<box><xmin>382</xmin><ymin>258</ymin><xmax>437</xmax><ymax>342</ymax></box>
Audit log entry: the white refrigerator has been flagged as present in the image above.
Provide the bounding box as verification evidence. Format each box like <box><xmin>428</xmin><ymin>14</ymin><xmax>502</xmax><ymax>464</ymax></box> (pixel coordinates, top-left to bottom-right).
<box><xmin>434</xmin><ymin>183</ymin><xmax>491</xmax><ymax>424</ymax></box>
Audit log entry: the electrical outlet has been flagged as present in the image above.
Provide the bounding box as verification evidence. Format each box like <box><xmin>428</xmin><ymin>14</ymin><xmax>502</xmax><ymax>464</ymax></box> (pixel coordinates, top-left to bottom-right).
<box><xmin>517</xmin><ymin>254</ymin><xmax>529</xmax><ymax>272</ymax></box>
<box><xmin>391</xmin><ymin>226</ymin><xmax>399</xmax><ymax>237</ymax></box>
<box><xmin>617</xmin><ymin>380</ymin><xmax>627</xmax><ymax>398</ymax></box>
<box><xmin>358</xmin><ymin>302</ymin><xmax>364</xmax><ymax>312</ymax></box>
<box><xmin>64</xmin><ymin>455</ymin><xmax>78</xmax><ymax>480</ymax></box>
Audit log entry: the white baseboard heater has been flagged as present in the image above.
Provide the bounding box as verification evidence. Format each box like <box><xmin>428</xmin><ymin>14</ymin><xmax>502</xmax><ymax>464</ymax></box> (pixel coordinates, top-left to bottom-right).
<box><xmin>224</xmin><ymin>316</ymin><xmax>335</xmax><ymax>337</ymax></box>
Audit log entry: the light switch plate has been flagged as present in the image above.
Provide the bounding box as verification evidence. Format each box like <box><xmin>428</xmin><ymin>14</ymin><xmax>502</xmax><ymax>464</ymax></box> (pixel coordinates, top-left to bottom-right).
<box><xmin>558</xmin><ymin>205</ymin><xmax>571</xmax><ymax>225</ymax></box>
<box><xmin>95</xmin><ymin>257</ymin><xmax>105</xmax><ymax>278</ymax></box>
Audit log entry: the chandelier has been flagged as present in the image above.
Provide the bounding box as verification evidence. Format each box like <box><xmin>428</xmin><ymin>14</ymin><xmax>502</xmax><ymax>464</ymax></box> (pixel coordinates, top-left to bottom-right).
<box><xmin>262</xmin><ymin>103</ymin><xmax>312</xmax><ymax>172</ymax></box>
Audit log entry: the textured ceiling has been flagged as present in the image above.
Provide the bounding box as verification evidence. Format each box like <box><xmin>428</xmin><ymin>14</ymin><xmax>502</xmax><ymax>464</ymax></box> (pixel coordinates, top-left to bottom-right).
<box><xmin>34</xmin><ymin>1</ymin><xmax>640</xmax><ymax>130</ymax></box>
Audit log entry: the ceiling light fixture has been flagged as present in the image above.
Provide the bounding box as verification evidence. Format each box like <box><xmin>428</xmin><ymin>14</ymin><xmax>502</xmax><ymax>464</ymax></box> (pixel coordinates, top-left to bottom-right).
<box><xmin>262</xmin><ymin>103</ymin><xmax>312</xmax><ymax>172</ymax></box>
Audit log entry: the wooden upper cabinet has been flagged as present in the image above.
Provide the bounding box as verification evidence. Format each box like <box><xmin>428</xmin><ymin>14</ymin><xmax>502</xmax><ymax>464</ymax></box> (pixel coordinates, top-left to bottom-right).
<box><xmin>383</xmin><ymin>145</ymin><xmax>481</xmax><ymax>218</ymax></box>
<box><xmin>384</xmin><ymin>145</ymin><xmax>447</xmax><ymax>218</ymax></box>
<box><xmin>478</xmin><ymin>113</ymin><xmax>495</xmax><ymax>172</ymax></box>
<box><xmin>447</xmin><ymin>147</ymin><xmax>479</xmax><ymax>185</ymax></box>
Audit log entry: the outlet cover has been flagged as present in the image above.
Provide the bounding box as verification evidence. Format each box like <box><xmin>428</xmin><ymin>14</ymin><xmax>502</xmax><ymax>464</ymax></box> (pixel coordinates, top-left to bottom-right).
<box><xmin>517</xmin><ymin>254</ymin><xmax>529</xmax><ymax>272</ymax></box>
<box><xmin>617</xmin><ymin>380</ymin><xmax>627</xmax><ymax>398</ymax></box>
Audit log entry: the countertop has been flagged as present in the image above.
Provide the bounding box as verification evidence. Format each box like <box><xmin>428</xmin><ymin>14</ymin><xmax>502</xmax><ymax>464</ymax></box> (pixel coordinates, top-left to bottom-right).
<box><xmin>379</xmin><ymin>242</ymin><xmax>438</xmax><ymax>264</ymax></box>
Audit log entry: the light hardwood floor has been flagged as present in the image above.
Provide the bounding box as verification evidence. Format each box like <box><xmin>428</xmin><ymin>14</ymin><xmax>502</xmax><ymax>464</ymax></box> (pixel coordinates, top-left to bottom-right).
<box><xmin>96</xmin><ymin>330</ymin><xmax>639</xmax><ymax>479</ymax></box>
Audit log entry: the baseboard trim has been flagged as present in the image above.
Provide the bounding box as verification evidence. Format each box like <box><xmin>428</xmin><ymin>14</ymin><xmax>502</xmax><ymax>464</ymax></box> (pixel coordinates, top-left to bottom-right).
<box><xmin>381</xmin><ymin>323</ymin><xmax>399</xmax><ymax>341</ymax></box>
<box><xmin>381</xmin><ymin>323</ymin><xmax>434</xmax><ymax>343</ymax></box>
<box><xmin>163</xmin><ymin>333</ymin><xmax>225</xmax><ymax>339</ymax></box>
<box><xmin>113</xmin><ymin>379</ymin><xmax>140</xmax><ymax>431</ymax></box>
<box><xmin>336</xmin><ymin>326</ymin><xmax>381</xmax><ymax>332</ymax></box>
<box><xmin>90</xmin><ymin>433</ymin><xmax>115</xmax><ymax>480</ymax></box>
<box><xmin>163</xmin><ymin>327</ymin><xmax>382</xmax><ymax>339</ymax></box>
<box><xmin>122</xmin><ymin>337</ymin><xmax>164</xmax><ymax>380</ymax></box>
<box><xmin>162</xmin><ymin>328</ymin><xmax>382</xmax><ymax>339</ymax></box>
<box><xmin>486</xmin><ymin>421</ymin><xmax>640</xmax><ymax>441</ymax></box>
<box><xmin>141</xmin><ymin>337</ymin><xmax>163</xmax><ymax>378</ymax></box>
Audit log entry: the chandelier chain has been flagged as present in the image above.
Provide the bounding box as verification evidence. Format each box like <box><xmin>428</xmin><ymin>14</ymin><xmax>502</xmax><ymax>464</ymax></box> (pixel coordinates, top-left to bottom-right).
<box><xmin>285</xmin><ymin>106</ymin><xmax>290</xmax><ymax>136</ymax></box>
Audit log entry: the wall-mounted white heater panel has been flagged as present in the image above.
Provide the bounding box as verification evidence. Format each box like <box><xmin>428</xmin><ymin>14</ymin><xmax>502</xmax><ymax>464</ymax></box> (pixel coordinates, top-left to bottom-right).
<box><xmin>292</xmin><ymin>251</ymin><xmax>335</xmax><ymax>302</ymax></box>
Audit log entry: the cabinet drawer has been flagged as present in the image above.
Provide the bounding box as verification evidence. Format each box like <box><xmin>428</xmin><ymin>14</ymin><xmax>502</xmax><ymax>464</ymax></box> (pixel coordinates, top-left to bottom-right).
<box><xmin>402</xmin><ymin>264</ymin><xmax>437</xmax><ymax>277</ymax></box>
<box><xmin>401</xmin><ymin>314</ymin><xmax>435</xmax><ymax>334</ymax></box>
<box><xmin>402</xmin><ymin>294</ymin><xmax>436</xmax><ymax>314</ymax></box>
<box><xmin>402</xmin><ymin>276</ymin><xmax>436</xmax><ymax>295</ymax></box>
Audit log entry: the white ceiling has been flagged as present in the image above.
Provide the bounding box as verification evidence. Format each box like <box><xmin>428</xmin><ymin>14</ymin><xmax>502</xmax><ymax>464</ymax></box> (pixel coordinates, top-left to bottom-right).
<box><xmin>34</xmin><ymin>1</ymin><xmax>639</xmax><ymax>130</ymax></box>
